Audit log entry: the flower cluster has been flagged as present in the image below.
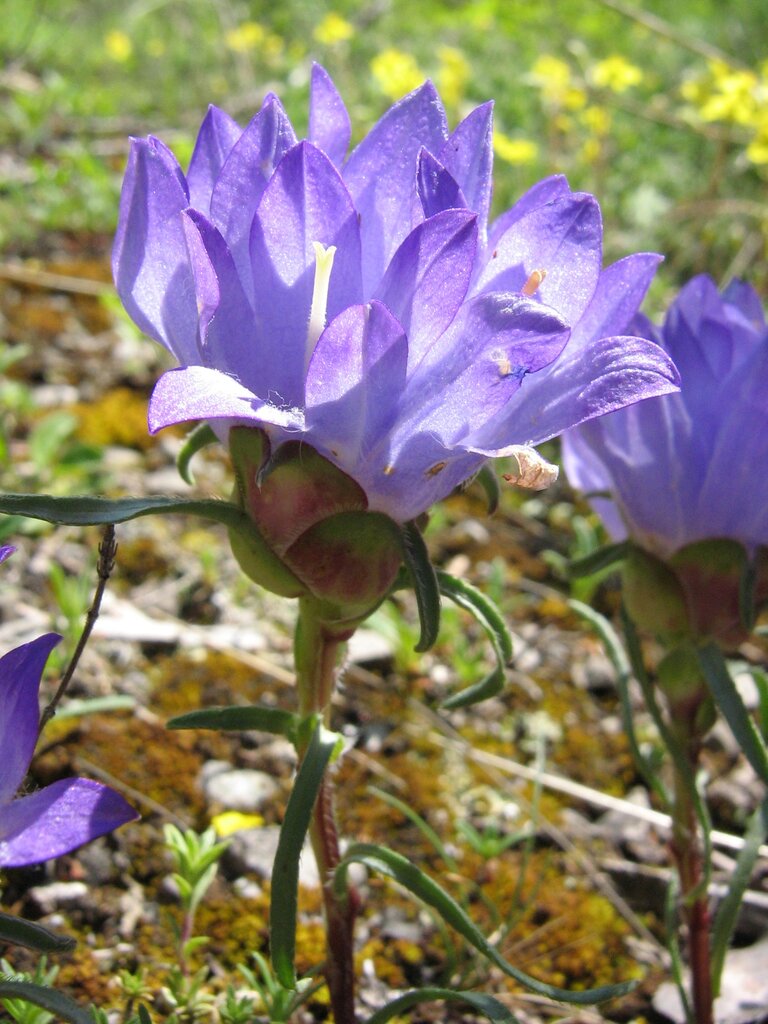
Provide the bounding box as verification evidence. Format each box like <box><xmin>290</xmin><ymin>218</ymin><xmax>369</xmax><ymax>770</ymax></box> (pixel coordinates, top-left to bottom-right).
<box><xmin>0</xmin><ymin>546</ymin><xmax>137</xmax><ymax>868</ymax></box>
<box><xmin>114</xmin><ymin>64</ymin><xmax>677</xmax><ymax>531</ymax></box>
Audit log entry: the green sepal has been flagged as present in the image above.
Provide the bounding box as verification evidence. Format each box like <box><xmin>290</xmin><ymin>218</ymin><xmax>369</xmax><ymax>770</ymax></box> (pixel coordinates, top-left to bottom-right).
<box><xmin>670</xmin><ymin>538</ymin><xmax>748</xmax><ymax>645</ymax></box>
<box><xmin>0</xmin><ymin>912</ymin><xmax>75</xmax><ymax>953</ymax></box>
<box><xmin>284</xmin><ymin>510</ymin><xmax>403</xmax><ymax>626</ymax></box>
<box><xmin>335</xmin><ymin>843</ymin><xmax>636</xmax><ymax>1005</ymax></box>
<box><xmin>696</xmin><ymin>642</ymin><xmax>768</xmax><ymax>784</ymax></box>
<box><xmin>177</xmin><ymin>423</ymin><xmax>218</xmax><ymax>484</ymax></box>
<box><xmin>0</xmin><ymin>981</ymin><xmax>92</xmax><ymax>1024</ymax></box>
<box><xmin>166</xmin><ymin>705</ymin><xmax>299</xmax><ymax>742</ymax></box>
<box><xmin>568</xmin><ymin>540</ymin><xmax>628</xmax><ymax>579</ymax></box>
<box><xmin>622</xmin><ymin>544</ymin><xmax>689</xmax><ymax>641</ymax></box>
<box><xmin>365</xmin><ymin>987</ymin><xmax>520</xmax><ymax>1024</ymax></box>
<box><xmin>436</xmin><ymin>571</ymin><xmax>513</xmax><ymax>709</ymax></box>
<box><xmin>227</xmin><ymin>518</ymin><xmax>307</xmax><ymax>598</ymax></box>
<box><xmin>270</xmin><ymin>719</ymin><xmax>340</xmax><ymax>991</ymax></box>
<box><xmin>400</xmin><ymin>521</ymin><xmax>440</xmax><ymax>652</ymax></box>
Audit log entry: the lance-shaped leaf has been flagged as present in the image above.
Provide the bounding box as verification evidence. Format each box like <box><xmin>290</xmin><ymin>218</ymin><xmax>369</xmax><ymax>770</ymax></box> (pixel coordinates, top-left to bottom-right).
<box><xmin>399</xmin><ymin>521</ymin><xmax>440</xmax><ymax>652</ymax></box>
<box><xmin>0</xmin><ymin>981</ymin><xmax>93</xmax><ymax>1024</ymax></box>
<box><xmin>365</xmin><ymin>987</ymin><xmax>520</xmax><ymax>1024</ymax></box>
<box><xmin>336</xmin><ymin>842</ymin><xmax>636</xmax><ymax>1005</ymax></box>
<box><xmin>270</xmin><ymin>720</ymin><xmax>341</xmax><ymax>990</ymax></box>
<box><xmin>167</xmin><ymin>705</ymin><xmax>299</xmax><ymax>742</ymax></box>
<box><xmin>0</xmin><ymin>913</ymin><xmax>75</xmax><ymax>953</ymax></box>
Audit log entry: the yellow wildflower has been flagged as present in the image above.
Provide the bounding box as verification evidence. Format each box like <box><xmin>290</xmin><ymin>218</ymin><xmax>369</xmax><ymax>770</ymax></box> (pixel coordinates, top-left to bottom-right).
<box><xmin>104</xmin><ymin>30</ymin><xmax>132</xmax><ymax>62</ymax></box>
<box><xmin>494</xmin><ymin>132</ymin><xmax>539</xmax><ymax>165</ymax></box>
<box><xmin>314</xmin><ymin>13</ymin><xmax>354</xmax><ymax>45</ymax></box>
<box><xmin>436</xmin><ymin>46</ymin><xmax>470</xmax><ymax>109</ymax></box>
<box><xmin>581</xmin><ymin>105</ymin><xmax>611</xmax><ymax>136</ymax></box>
<box><xmin>591</xmin><ymin>55</ymin><xmax>643</xmax><ymax>93</ymax></box>
<box><xmin>225</xmin><ymin>21</ymin><xmax>265</xmax><ymax>53</ymax></box>
<box><xmin>371</xmin><ymin>48</ymin><xmax>424</xmax><ymax>101</ymax></box>
<box><xmin>530</xmin><ymin>55</ymin><xmax>586</xmax><ymax>110</ymax></box>
<box><xmin>211</xmin><ymin>811</ymin><xmax>264</xmax><ymax>837</ymax></box>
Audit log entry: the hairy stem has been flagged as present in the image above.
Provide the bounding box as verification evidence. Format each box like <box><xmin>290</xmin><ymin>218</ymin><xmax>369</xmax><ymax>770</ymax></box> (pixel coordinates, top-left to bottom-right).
<box><xmin>670</xmin><ymin>731</ymin><xmax>713</xmax><ymax>1024</ymax></box>
<box><xmin>295</xmin><ymin>599</ymin><xmax>358</xmax><ymax>1024</ymax></box>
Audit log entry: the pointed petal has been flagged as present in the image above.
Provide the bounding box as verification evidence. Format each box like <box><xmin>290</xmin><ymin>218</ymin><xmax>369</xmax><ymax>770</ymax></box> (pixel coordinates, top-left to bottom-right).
<box><xmin>343</xmin><ymin>81</ymin><xmax>448</xmax><ymax>291</ymax></box>
<box><xmin>112</xmin><ymin>137</ymin><xmax>199</xmax><ymax>362</ymax></box>
<box><xmin>0</xmin><ymin>545</ymin><xmax>15</xmax><ymax>565</ymax></box>
<box><xmin>181</xmin><ymin>211</ymin><xmax>259</xmax><ymax>384</ymax></box>
<box><xmin>308</xmin><ymin>64</ymin><xmax>351</xmax><ymax>167</ymax></box>
<box><xmin>475</xmin><ymin>193</ymin><xmax>603</xmax><ymax>323</ymax></box>
<box><xmin>210</xmin><ymin>94</ymin><xmax>297</xmax><ymax>288</ymax></box>
<box><xmin>0</xmin><ymin>778</ymin><xmax>137</xmax><ymax>868</ymax></box>
<box><xmin>416</xmin><ymin>149</ymin><xmax>467</xmax><ymax>219</ymax></box>
<box><xmin>438</xmin><ymin>101</ymin><xmax>493</xmax><ymax>242</ymax></box>
<box><xmin>375</xmin><ymin>209</ymin><xmax>477</xmax><ymax>370</ymax></box>
<box><xmin>148</xmin><ymin>366</ymin><xmax>305</xmax><ymax>434</ymax></box>
<box><xmin>468</xmin><ymin>334</ymin><xmax>681</xmax><ymax>452</ymax></box>
<box><xmin>570</xmin><ymin>252</ymin><xmax>662</xmax><ymax>346</ymax></box>
<box><xmin>561</xmin><ymin>430</ymin><xmax>628</xmax><ymax>541</ymax></box>
<box><xmin>0</xmin><ymin>634</ymin><xmax>61</xmax><ymax>805</ymax></box>
<box><xmin>249</xmin><ymin>141</ymin><xmax>363</xmax><ymax>405</ymax></box>
<box><xmin>186</xmin><ymin>105</ymin><xmax>242</xmax><ymax>214</ymax></box>
<box><xmin>306</xmin><ymin>301</ymin><xmax>408</xmax><ymax>468</ymax></box>
<box><xmin>487</xmin><ymin>174</ymin><xmax>571</xmax><ymax>250</ymax></box>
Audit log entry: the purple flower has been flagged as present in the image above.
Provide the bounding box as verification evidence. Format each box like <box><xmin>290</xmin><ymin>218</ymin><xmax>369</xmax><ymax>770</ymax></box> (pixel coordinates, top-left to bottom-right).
<box><xmin>0</xmin><ymin>632</ymin><xmax>137</xmax><ymax>868</ymax></box>
<box><xmin>114</xmin><ymin>65</ymin><xmax>678</xmax><ymax>523</ymax></box>
<box><xmin>563</xmin><ymin>275</ymin><xmax>768</xmax><ymax>558</ymax></box>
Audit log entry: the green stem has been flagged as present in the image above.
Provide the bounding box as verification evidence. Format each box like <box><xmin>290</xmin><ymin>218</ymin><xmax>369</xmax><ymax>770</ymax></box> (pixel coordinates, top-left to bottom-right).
<box><xmin>295</xmin><ymin>598</ymin><xmax>359</xmax><ymax>1024</ymax></box>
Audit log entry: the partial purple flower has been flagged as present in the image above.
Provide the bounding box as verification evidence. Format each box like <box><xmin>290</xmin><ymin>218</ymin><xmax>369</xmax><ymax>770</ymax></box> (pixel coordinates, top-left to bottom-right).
<box><xmin>0</xmin><ymin>633</ymin><xmax>137</xmax><ymax>868</ymax></box>
<box><xmin>114</xmin><ymin>64</ymin><xmax>678</xmax><ymax>524</ymax></box>
<box><xmin>563</xmin><ymin>275</ymin><xmax>768</xmax><ymax>558</ymax></box>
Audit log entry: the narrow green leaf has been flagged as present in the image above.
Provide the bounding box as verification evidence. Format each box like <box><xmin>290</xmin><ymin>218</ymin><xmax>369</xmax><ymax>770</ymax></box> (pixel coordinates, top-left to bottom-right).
<box><xmin>0</xmin><ymin>493</ymin><xmax>248</xmax><ymax>531</ymax></box>
<box><xmin>568</xmin><ymin>541</ymin><xmax>628</xmax><ymax>579</ymax></box>
<box><xmin>167</xmin><ymin>705</ymin><xmax>299</xmax><ymax>740</ymax></box>
<box><xmin>711</xmin><ymin>795</ymin><xmax>768</xmax><ymax>996</ymax></box>
<box><xmin>0</xmin><ymin>912</ymin><xmax>75</xmax><ymax>953</ymax></box>
<box><xmin>177</xmin><ymin>423</ymin><xmax>219</xmax><ymax>484</ymax></box>
<box><xmin>368</xmin><ymin>786</ymin><xmax>458</xmax><ymax>870</ymax></box>
<box><xmin>270</xmin><ymin>721</ymin><xmax>339</xmax><ymax>990</ymax></box>
<box><xmin>137</xmin><ymin>1006</ymin><xmax>153</xmax><ymax>1024</ymax></box>
<box><xmin>365</xmin><ymin>987</ymin><xmax>519</xmax><ymax>1024</ymax></box>
<box><xmin>337</xmin><ymin>843</ymin><xmax>635</xmax><ymax>1005</ymax></box>
<box><xmin>55</xmin><ymin>695</ymin><xmax>136</xmax><ymax>720</ymax></box>
<box><xmin>697</xmin><ymin>643</ymin><xmax>768</xmax><ymax>784</ymax></box>
<box><xmin>437</xmin><ymin>570</ymin><xmax>512</xmax><ymax>709</ymax></box>
<box><xmin>470</xmin><ymin>465</ymin><xmax>501</xmax><ymax>515</ymax></box>
<box><xmin>0</xmin><ymin>981</ymin><xmax>92</xmax><ymax>1024</ymax></box>
<box><xmin>400</xmin><ymin>521</ymin><xmax>440</xmax><ymax>653</ymax></box>
<box><xmin>570</xmin><ymin>600</ymin><xmax>669</xmax><ymax>808</ymax></box>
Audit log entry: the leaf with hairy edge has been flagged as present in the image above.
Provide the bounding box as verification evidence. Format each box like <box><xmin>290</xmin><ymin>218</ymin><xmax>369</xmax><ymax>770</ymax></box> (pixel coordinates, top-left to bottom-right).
<box><xmin>365</xmin><ymin>987</ymin><xmax>520</xmax><ymax>1024</ymax></box>
<box><xmin>400</xmin><ymin>521</ymin><xmax>440</xmax><ymax>652</ymax></box>
<box><xmin>568</xmin><ymin>541</ymin><xmax>629</xmax><ymax>579</ymax></box>
<box><xmin>177</xmin><ymin>423</ymin><xmax>219</xmax><ymax>484</ymax></box>
<box><xmin>437</xmin><ymin>570</ymin><xmax>512</xmax><ymax>709</ymax></box>
<box><xmin>0</xmin><ymin>913</ymin><xmax>75</xmax><ymax>953</ymax></box>
<box><xmin>697</xmin><ymin>643</ymin><xmax>768</xmax><ymax>784</ymax></box>
<box><xmin>167</xmin><ymin>705</ymin><xmax>299</xmax><ymax>740</ymax></box>
<box><xmin>0</xmin><ymin>981</ymin><xmax>92</xmax><ymax>1024</ymax></box>
<box><xmin>0</xmin><ymin>493</ymin><xmax>249</xmax><ymax>531</ymax></box>
<box><xmin>270</xmin><ymin>720</ymin><xmax>340</xmax><ymax>990</ymax></box>
<box><xmin>336</xmin><ymin>843</ymin><xmax>636</xmax><ymax>1005</ymax></box>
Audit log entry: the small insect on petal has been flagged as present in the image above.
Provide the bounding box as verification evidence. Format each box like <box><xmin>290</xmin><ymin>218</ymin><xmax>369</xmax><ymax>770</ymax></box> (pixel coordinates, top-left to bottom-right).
<box><xmin>522</xmin><ymin>268</ymin><xmax>547</xmax><ymax>296</ymax></box>
<box><xmin>425</xmin><ymin>461</ymin><xmax>447</xmax><ymax>477</ymax></box>
<box><xmin>503</xmin><ymin>445</ymin><xmax>558</xmax><ymax>490</ymax></box>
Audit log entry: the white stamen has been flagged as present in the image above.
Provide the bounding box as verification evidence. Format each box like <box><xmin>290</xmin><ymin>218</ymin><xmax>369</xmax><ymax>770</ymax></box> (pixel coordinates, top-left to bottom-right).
<box><xmin>306</xmin><ymin>241</ymin><xmax>337</xmax><ymax>366</ymax></box>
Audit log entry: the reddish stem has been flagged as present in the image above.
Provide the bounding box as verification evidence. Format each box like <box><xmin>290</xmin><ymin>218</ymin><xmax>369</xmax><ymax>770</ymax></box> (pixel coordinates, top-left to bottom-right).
<box><xmin>295</xmin><ymin>600</ymin><xmax>359</xmax><ymax>1024</ymax></box>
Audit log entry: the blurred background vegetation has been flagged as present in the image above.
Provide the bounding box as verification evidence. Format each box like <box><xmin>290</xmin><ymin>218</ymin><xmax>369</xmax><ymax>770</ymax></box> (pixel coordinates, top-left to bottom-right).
<box><xmin>1</xmin><ymin>0</ymin><xmax>767</xmax><ymax>307</ymax></box>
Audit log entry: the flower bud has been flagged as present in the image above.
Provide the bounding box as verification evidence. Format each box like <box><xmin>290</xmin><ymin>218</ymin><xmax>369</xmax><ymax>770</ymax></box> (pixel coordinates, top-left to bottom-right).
<box><xmin>228</xmin><ymin>426</ymin><xmax>403</xmax><ymax>625</ymax></box>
